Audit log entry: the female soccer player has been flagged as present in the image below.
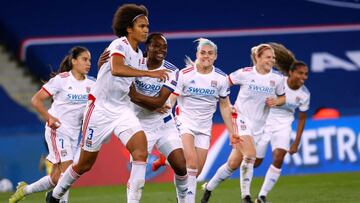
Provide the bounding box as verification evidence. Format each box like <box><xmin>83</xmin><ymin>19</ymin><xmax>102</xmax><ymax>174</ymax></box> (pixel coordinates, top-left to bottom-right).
<box><xmin>9</xmin><ymin>46</ymin><xmax>95</xmax><ymax>203</ymax></box>
<box><xmin>128</xmin><ymin>33</ymin><xmax>188</xmax><ymax>202</ymax></box>
<box><xmin>47</xmin><ymin>4</ymin><xmax>169</xmax><ymax>203</ymax></box>
<box><xmin>255</xmin><ymin>44</ymin><xmax>310</xmax><ymax>203</ymax></box>
<box><xmin>169</xmin><ymin>38</ymin><xmax>237</xmax><ymax>203</ymax></box>
<box><xmin>201</xmin><ymin>43</ymin><xmax>286</xmax><ymax>203</ymax></box>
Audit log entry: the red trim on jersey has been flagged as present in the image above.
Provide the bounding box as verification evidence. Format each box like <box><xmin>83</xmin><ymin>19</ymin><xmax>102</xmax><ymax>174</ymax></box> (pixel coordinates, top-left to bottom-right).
<box><xmin>228</xmin><ymin>76</ymin><xmax>234</xmax><ymax>86</ymax></box>
<box><xmin>88</xmin><ymin>94</ymin><xmax>96</xmax><ymax>102</ymax></box>
<box><xmin>41</xmin><ymin>87</ymin><xmax>52</xmax><ymax>96</ymax></box>
<box><xmin>59</xmin><ymin>72</ymin><xmax>70</xmax><ymax>78</ymax></box>
<box><xmin>243</xmin><ymin>67</ymin><xmax>253</xmax><ymax>72</ymax></box>
<box><xmin>172</xmin><ymin>92</ymin><xmax>180</xmax><ymax>96</ymax></box>
<box><xmin>111</xmin><ymin>52</ymin><xmax>125</xmax><ymax>58</ymax></box>
<box><xmin>181</xmin><ymin>66</ymin><xmax>194</xmax><ymax>74</ymax></box>
<box><xmin>175</xmin><ymin>106</ymin><xmax>180</xmax><ymax>116</ymax></box>
<box><xmin>50</xmin><ymin>129</ymin><xmax>61</xmax><ymax>163</ymax></box>
<box><xmin>81</xmin><ymin>96</ymin><xmax>96</xmax><ymax>148</ymax></box>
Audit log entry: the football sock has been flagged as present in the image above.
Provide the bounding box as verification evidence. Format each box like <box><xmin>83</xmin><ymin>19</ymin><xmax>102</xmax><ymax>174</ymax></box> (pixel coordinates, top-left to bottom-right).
<box><xmin>259</xmin><ymin>164</ymin><xmax>281</xmax><ymax>197</ymax></box>
<box><xmin>127</xmin><ymin>161</ymin><xmax>146</xmax><ymax>203</ymax></box>
<box><xmin>240</xmin><ymin>156</ymin><xmax>255</xmax><ymax>198</ymax></box>
<box><xmin>206</xmin><ymin>163</ymin><xmax>234</xmax><ymax>191</ymax></box>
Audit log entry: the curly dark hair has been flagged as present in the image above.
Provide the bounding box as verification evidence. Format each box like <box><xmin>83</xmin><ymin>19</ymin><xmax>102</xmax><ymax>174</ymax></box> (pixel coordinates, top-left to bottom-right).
<box><xmin>269</xmin><ymin>42</ymin><xmax>296</xmax><ymax>75</ymax></box>
<box><xmin>112</xmin><ymin>4</ymin><xmax>148</xmax><ymax>37</ymax></box>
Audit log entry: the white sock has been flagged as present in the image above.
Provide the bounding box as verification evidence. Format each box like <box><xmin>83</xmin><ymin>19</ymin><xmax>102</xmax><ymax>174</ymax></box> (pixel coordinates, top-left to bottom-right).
<box><xmin>53</xmin><ymin>166</ymin><xmax>80</xmax><ymax>199</ymax></box>
<box><xmin>59</xmin><ymin>173</ymin><xmax>70</xmax><ymax>203</ymax></box>
<box><xmin>206</xmin><ymin>163</ymin><xmax>234</xmax><ymax>191</ymax></box>
<box><xmin>24</xmin><ymin>175</ymin><xmax>54</xmax><ymax>195</ymax></box>
<box><xmin>240</xmin><ymin>156</ymin><xmax>255</xmax><ymax>198</ymax></box>
<box><xmin>185</xmin><ymin>168</ymin><xmax>198</xmax><ymax>203</ymax></box>
<box><xmin>259</xmin><ymin>165</ymin><xmax>281</xmax><ymax>197</ymax></box>
<box><xmin>174</xmin><ymin>173</ymin><xmax>188</xmax><ymax>202</ymax></box>
<box><xmin>127</xmin><ymin>161</ymin><xmax>146</xmax><ymax>203</ymax></box>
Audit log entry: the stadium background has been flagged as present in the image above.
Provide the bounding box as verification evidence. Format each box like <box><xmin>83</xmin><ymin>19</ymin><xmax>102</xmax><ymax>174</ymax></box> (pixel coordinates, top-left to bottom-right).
<box><xmin>0</xmin><ymin>0</ymin><xmax>359</xmax><ymax>188</ymax></box>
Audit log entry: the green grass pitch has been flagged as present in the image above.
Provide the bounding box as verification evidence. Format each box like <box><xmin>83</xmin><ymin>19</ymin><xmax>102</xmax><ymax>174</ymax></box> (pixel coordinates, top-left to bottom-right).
<box><xmin>1</xmin><ymin>172</ymin><xmax>359</xmax><ymax>203</ymax></box>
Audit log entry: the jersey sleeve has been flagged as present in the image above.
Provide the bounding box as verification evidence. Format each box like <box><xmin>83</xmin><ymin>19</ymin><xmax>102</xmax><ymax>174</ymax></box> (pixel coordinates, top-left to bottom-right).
<box><xmin>163</xmin><ymin>69</ymin><xmax>179</xmax><ymax>92</ymax></box>
<box><xmin>173</xmin><ymin>70</ymin><xmax>183</xmax><ymax>96</ymax></box>
<box><xmin>275</xmin><ymin>76</ymin><xmax>286</xmax><ymax>96</ymax></box>
<box><xmin>229</xmin><ymin>68</ymin><xmax>245</xmax><ymax>85</ymax></box>
<box><xmin>299</xmin><ymin>94</ymin><xmax>310</xmax><ymax>112</ymax></box>
<box><xmin>219</xmin><ymin>75</ymin><xmax>230</xmax><ymax>98</ymax></box>
<box><xmin>42</xmin><ymin>75</ymin><xmax>62</xmax><ymax>96</ymax></box>
<box><xmin>108</xmin><ymin>38</ymin><xmax>127</xmax><ymax>58</ymax></box>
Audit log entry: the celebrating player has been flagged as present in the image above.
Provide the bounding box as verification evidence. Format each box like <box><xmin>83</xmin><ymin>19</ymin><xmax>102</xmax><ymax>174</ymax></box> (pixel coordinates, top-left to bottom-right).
<box><xmin>201</xmin><ymin>43</ymin><xmax>286</xmax><ymax>203</ymax></box>
<box><xmin>47</xmin><ymin>4</ymin><xmax>169</xmax><ymax>203</ymax></box>
<box><xmin>9</xmin><ymin>46</ymin><xmax>95</xmax><ymax>203</ymax></box>
<box><xmin>170</xmin><ymin>38</ymin><xmax>237</xmax><ymax>203</ymax></box>
<box><xmin>128</xmin><ymin>32</ymin><xmax>188</xmax><ymax>202</ymax></box>
<box><xmin>255</xmin><ymin>43</ymin><xmax>310</xmax><ymax>203</ymax></box>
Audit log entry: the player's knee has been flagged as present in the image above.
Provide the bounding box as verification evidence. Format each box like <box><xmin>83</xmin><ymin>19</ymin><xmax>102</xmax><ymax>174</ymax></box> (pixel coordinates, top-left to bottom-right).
<box><xmin>227</xmin><ymin>159</ymin><xmax>241</xmax><ymax>170</ymax></box>
<box><xmin>171</xmin><ymin>158</ymin><xmax>187</xmax><ymax>176</ymax></box>
<box><xmin>254</xmin><ymin>158</ymin><xmax>263</xmax><ymax>168</ymax></box>
<box><xmin>77</xmin><ymin>162</ymin><xmax>93</xmax><ymax>174</ymax></box>
<box><xmin>131</xmin><ymin>149</ymin><xmax>148</xmax><ymax>162</ymax></box>
<box><xmin>50</xmin><ymin>174</ymin><xmax>59</xmax><ymax>185</ymax></box>
<box><xmin>273</xmin><ymin>157</ymin><xmax>284</xmax><ymax>168</ymax></box>
<box><xmin>173</xmin><ymin>164</ymin><xmax>187</xmax><ymax>176</ymax></box>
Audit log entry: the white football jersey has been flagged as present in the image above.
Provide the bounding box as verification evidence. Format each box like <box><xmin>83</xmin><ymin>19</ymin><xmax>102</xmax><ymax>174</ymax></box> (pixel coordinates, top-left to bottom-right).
<box><xmin>174</xmin><ymin>65</ymin><xmax>230</xmax><ymax>135</ymax></box>
<box><xmin>229</xmin><ymin>66</ymin><xmax>285</xmax><ymax>132</ymax></box>
<box><xmin>132</xmin><ymin>59</ymin><xmax>179</xmax><ymax>130</ymax></box>
<box><xmin>91</xmin><ymin>36</ymin><xmax>144</xmax><ymax>117</ymax></box>
<box><xmin>266</xmin><ymin>77</ymin><xmax>310</xmax><ymax>131</ymax></box>
<box><xmin>42</xmin><ymin>71</ymin><xmax>96</xmax><ymax>132</ymax></box>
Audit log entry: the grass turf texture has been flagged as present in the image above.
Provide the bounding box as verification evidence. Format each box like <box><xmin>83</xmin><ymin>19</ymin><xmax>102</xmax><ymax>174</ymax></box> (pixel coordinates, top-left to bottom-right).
<box><xmin>1</xmin><ymin>172</ymin><xmax>359</xmax><ymax>203</ymax></box>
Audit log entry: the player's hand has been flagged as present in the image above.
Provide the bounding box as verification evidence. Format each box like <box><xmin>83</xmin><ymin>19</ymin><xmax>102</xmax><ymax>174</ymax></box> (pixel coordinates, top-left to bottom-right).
<box><xmin>289</xmin><ymin>142</ymin><xmax>299</xmax><ymax>154</ymax></box>
<box><xmin>148</xmin><ymin>69</ymin><xmax>170</xmax><ymax>81</ymax></box>
<box><xmin>230</xmin><ymin>106</ymin><xmax>237</xmax><ymax>114</ymax></box>
<box><xmin>47</xmin><ymin>115</ymin><xmax>61</xmax><ymax>129</ymax></box>
<box><xmin>155</xmin><ymin>104</ymin><xmax>171</xmax><ymax>114</ymax></box>
<box><xmin>97</xmin><ymin>48</ymin><xmax>110</xmax><ymax>69</ymax></box>
<box><xmin>265</xmin><ymin>97</ymin><xmax>277</xmax><ymax>108</ymax></box>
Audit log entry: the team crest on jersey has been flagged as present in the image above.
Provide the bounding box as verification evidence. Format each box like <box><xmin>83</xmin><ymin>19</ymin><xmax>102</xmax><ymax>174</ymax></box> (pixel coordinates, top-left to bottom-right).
<box><xmin>122</xmin><ymin>38</ymin><xmax>129</xmax><ymax>45</ymax></box>
<box><xmin>86</xmin><ymin>87</ymin><xmax>91</xmax><ymax>93</ymax></box>
<box><xmin>116</xmin><ymin>44</ymin><xmax>125</xmax><ymax>52</ymax></box>
<box><xmin>211</xmin><ymin>80</ymin><xmax>217</xmax><ymax>87</ymax></box>
<box><xmin>270</xmin><ymin>80</ymin><xmax>275</xmax><ymax>87</ymax></box>
<box><xmin>295</xmin><ymin>96</ymin><xmax>301</xmax><ymax>104</ymax></box>
<box><xmin>68</xmin><ymin>86</ymin><xmax>72</xmax><ymax>90</ymax></box>
<box><xmin>61</xmin><ymin>150</ymin><xmax>67</xmax><ymax>157</ymax></box>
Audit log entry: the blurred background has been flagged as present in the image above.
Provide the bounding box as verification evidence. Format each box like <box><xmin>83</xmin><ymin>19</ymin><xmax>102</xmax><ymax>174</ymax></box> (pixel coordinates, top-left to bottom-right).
<box><xmin>0</xmin><ymin>0</ymin><xmax>359</xmax><ymax>190</ymax></box>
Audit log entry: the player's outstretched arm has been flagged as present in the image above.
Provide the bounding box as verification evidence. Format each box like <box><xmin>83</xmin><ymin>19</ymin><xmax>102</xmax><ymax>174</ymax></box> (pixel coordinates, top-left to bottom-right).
<box><xmin>110</xmin><ymin>55</ymin><xmax>170</xmax><ymax>80</ymax></box>
<box><xmin>289</xmin><ymin>111</ymin><xmax>307</xmax><ymax>154</ymax></box>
